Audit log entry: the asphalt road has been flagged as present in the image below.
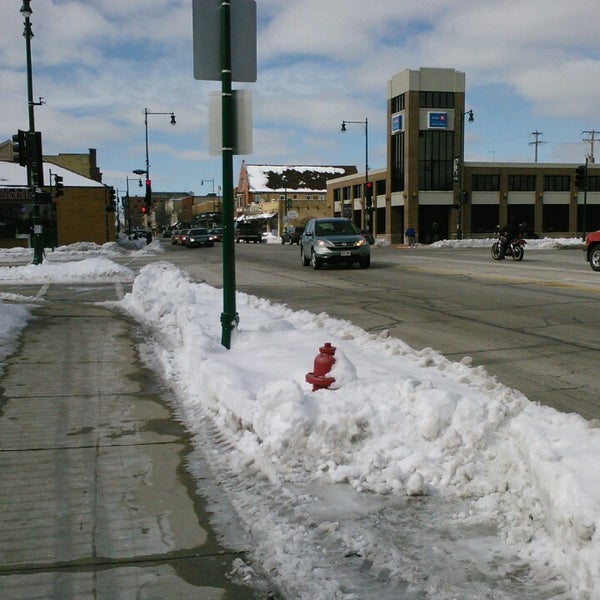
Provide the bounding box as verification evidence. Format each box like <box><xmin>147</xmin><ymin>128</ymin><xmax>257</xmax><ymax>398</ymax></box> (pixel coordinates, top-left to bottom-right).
<box><xmin>148</xmin><ymin>239</ymin><xmax>600</xmax><ymax>421</ymax></box>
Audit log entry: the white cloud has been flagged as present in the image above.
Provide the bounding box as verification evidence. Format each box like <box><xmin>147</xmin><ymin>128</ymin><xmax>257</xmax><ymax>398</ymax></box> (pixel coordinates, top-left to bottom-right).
<box><xmin>2</xmin><ymin>0</ymin><xmax>599</xmax><ymax>193</ymax></box>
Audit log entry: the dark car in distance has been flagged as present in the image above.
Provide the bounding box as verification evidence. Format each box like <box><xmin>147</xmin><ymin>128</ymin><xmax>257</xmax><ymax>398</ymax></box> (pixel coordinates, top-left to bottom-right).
<box><xmin>281</xmin><ymin>226</ymin><xmax>304</xmax><ymax>245</ymax></box>
<box><xmin>186</xmin><ymin>228</ymin><xmax>215</xmax><ymax>248</ymax></box>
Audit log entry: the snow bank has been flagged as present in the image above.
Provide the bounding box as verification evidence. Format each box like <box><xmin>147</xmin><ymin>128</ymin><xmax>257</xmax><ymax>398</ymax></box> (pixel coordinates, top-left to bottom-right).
<box><xmin>120</xmin><ymin>261</ymin><xmax>600</xmax><ymax>597</ymax></box>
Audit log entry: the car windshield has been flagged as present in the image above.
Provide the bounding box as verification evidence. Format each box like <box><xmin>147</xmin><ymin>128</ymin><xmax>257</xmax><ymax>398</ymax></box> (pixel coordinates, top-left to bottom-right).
<box><xmin>189</xmin><ymin>229</ymin><xmax>207</xmax><ymax>234</ymax></box>
<box><xmin>315</xmin><ymin>221</ymin><xmax>358</xmax><ymax>236</ymax></box>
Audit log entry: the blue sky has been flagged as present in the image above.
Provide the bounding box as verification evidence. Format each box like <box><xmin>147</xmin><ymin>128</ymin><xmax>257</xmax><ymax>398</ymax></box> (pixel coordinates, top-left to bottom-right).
<box><xmin>2</xmin><ymin>0</ymin><xmax>600</xmax><ymax>198</ymax></box>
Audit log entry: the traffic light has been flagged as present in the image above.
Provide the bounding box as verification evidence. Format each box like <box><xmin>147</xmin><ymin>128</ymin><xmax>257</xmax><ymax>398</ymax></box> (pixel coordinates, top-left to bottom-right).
<box><xmin>145</xmin><ymin>179</ymin><xmax>152</xmax><ymax>207</ymax></box>
<box><xmin>12</xmin><ymin>130</ymin><xmax>27</xmax><ymax>166</ymax></box>
<box><xmin>27</xmin><ymin>131</ymin><xmax>44</xmax><ymax>187</ymax></box>
<box><xmin>108</xmin><ymin>186</ymin><xmax>116</xmax><ymax>201</ymax></box>
<box><xmin>54</xmin><ymin>174</ymin><xmax>64</xmax><ymax>197</ymax></box>
<box><xmin>575</xmin><ymin>165</ymin><xmax>587</xmax><ymax>190</ymax></box>
<box><xmin>365</xmin><ymin>181</ymin><xmax>373</xmax><ymax>210</ymax></box>
<box><xmin>141</xmin><ymin>205</ymin><xmax>148</xmax><ymax>215</ymax></box>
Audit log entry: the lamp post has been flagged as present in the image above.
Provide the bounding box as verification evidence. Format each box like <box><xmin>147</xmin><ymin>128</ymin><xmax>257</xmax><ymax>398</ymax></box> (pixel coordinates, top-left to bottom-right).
<box><xmin>456</xmin><ymin>109</ymin><xmax>474</xmax><ymax>240</ymax></box>
<box><xmin>341</xmin><ymin>118</ymin><xmax>369</xmax><ymax>232</ymax></box>
<box><xmin>20</xmin><ymin>0</ymin><xmax>44</xmax><ymax>264</ymax></box>
<box><xmin>125</xmin><ymin>176</ymin><xmax>142</xmax><ymax>232</ymax></box>
<box><xmin>144</xmin><ymin>108</ymin><xmax>176</xmax><ymax>209</ymax></box>
<box><xmin>201</xmin><ymin>178</ymin><xmax>215</xmax><ymax>212</ymax></box>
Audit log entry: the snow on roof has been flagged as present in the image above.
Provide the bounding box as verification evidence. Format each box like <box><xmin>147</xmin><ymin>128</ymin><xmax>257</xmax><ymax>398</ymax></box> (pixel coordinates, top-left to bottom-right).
<box><xmin>245</xmin><ymin>164</ymin><xmax>355</xmax><ymax>193</ymax></box>
<box><xmin>0</xmin><ymin>160</ymin><xmax>105</xmax><ymax>188</ymax></box>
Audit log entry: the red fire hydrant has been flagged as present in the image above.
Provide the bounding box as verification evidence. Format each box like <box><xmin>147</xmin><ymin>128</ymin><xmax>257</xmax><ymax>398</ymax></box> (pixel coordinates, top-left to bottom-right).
<box><xmin>305</xmin><ymin>342</ymin><xmax>336</xmax><ymax>391</ymax></box>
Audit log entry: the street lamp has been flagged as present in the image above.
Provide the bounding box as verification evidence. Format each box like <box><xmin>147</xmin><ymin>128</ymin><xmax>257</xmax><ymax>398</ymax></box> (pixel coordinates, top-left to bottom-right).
<box><xmin>201</xmin><ymin>178</ymin><xmax>215</xmax><ymax>211</ymax></box>
<box><xmin>19</xmin><ymin>0</ymin><xmax>45</xmax><ymax>264</ymax></box>
<box><xmin>341</xmin><ymin>118</ymin><xmax>370</xmax><ymax>232</ymax></box>
<box><xmin>144</xmin><ymin>107</ymin><xmax>176</xmax><ymax>207</ymax></box>
<box><xmin>456</xmin><ymin>109</ymin><xmax>474</xmax><ymax>240</ymax></box>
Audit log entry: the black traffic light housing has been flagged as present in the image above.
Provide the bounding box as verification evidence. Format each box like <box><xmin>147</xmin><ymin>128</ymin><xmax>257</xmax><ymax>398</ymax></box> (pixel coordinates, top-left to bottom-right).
<box><xmin>12</xmin><ymin>130</ymin><xmax>27</xmax><ymax>166</ymax></box>
<box><xmin>27</xmin><ymin>131</ymin><xmax>44</xmax><ymax>188</ymax></box>
<box><xmin>54</xmin><ymin>174</ymin><xmax>64</xmax><ymax>197</ymax></box>
<box><xmin>575</xmin><ymin>165</ymin><xmax>587</xmax><ymax>190</ymax></box>
<box><xmin>145</xmin><ymin>179</ymin><xmax>152</xmax><ymax>207</ymax></box>
<box><xmin>365</xmin><ymin>181</ymin><xmax>373</xmax><ymax>210</ymax></box>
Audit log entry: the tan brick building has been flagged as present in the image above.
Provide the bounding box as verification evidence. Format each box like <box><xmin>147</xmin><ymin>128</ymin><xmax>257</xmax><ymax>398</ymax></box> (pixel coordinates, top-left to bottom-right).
<box><xmin>0</xmin><ymin>159</ymin><xmax>114</xmax><ymax>248</ymax></box>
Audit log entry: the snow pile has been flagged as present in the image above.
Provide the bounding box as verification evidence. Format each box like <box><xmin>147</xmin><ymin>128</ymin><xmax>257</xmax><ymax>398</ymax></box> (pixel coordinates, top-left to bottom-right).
<box><xmin>0</xmin><ymin>257</ymin><xmax>134</xmax><ymax>282</ymax></box>
<box><xmin>429</xmin><ymin>236</ymin><xmax>584</xmax><ymax>250</ymax></box>
<box><xmin>120</xmin><ymin>261</ymin><xmax>600</xmax><ymax>598</ymax></box>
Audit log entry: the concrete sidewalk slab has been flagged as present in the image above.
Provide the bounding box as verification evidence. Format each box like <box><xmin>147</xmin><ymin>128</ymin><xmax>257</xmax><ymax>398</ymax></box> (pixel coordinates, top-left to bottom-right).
<box><xmin>0</xmin><ymin>290</ymin><xmax>271</xmax><ymax>599</ymax></box>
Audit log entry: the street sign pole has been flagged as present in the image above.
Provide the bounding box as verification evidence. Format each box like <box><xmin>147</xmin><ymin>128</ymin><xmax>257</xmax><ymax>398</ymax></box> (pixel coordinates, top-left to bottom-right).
<box><xmin>192</xmin><ymin>0</ymin><xmax>255</xmax><ymax>349</ymax></box>
<box><xmin>219</xmin><ymin>0</ymin><xmax>238</xmax><ymax>349</ymax></box>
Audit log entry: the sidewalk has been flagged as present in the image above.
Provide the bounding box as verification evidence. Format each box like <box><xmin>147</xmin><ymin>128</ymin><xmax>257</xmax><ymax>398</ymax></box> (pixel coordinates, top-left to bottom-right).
<box><xmin>0</xmin><ymin>286</ymin><xmax>269</xmax><ymax>599</ymax></box>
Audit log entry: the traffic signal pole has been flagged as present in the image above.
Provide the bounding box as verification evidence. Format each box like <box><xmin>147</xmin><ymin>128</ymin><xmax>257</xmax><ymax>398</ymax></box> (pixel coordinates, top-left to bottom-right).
<box><xmin>21</xmin><ymin>1</ymin><xmax>44</xmax><ymax>264</ymax></box>
<box><xmin>220</xmin><ymin>0</ymin><xmax>239</xmax><ymax>349</ymax></box>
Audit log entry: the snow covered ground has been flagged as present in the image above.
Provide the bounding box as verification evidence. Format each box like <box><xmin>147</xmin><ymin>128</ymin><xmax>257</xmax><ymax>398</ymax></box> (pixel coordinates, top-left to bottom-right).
<box><xmin>0</xmin><ymin>237</ymin><xmax>597</xmax><ymax>599</ymax></box>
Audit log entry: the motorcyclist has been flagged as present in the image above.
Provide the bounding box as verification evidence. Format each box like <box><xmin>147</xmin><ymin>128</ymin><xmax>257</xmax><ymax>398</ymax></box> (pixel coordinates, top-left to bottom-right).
<box><xmin>498</xmin><ymin>217</ymin><xmax>521</xmax><ymax>259</ymax></box>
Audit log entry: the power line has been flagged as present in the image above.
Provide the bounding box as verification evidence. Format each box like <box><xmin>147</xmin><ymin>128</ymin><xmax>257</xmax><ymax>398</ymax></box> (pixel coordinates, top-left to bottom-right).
<box><xmin>529</xmin><ymin>130</ymin><xmax>546</xmax><ymax>162</ymax></box>
<box><xmin>582</xmin><ymin>130</ymin><xmax>600</xmax><ymax>163</ymax></box>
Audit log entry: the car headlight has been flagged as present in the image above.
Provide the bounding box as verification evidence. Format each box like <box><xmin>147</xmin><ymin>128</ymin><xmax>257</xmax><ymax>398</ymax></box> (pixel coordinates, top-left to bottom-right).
<box><xmin>316</xmin><ymin>239</ymin><xmax>335</xmax><ymax>248</ymax></box>
<box><xmin>355</xmin><ymin>238</ymin><xmax>368</xmax><ymax>247</ymax></box>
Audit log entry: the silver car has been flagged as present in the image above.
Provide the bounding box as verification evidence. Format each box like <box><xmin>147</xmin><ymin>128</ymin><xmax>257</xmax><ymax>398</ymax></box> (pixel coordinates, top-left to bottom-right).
<box><xmin>300</xmin><ymin>218</ymin><xmax>370</xmax><ymax>269</ymax></box>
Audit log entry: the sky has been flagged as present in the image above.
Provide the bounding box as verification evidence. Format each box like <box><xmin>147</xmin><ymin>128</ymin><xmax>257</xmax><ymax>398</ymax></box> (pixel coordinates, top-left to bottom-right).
<box><xmin>0</xmin><ymin>236</ymin><xmax>599</xmax><ymax>598</ymax></box>
<box><xmin>2</xmin><ymin>0</ymin><xmax>600</xmax><ymax>199</ymax></box>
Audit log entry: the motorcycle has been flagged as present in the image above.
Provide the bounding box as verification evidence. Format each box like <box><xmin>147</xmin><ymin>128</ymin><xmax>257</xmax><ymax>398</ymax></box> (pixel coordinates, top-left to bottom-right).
<box><xmin>491</xmin><ymin>234</ymin><xmax>526</xmax><ymax>261</ymax></box>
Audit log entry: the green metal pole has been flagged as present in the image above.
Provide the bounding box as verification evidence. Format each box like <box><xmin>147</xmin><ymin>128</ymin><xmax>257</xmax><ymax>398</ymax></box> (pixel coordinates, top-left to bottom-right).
<box><xmin>22</xmin><ymin>7</ymin><xmax>44</xmax><ymax>265</ymax></box>
<box><xmin>220</xmin><ymin>0</ymin><xmax>239</xmax><ymax>348</ymax></box>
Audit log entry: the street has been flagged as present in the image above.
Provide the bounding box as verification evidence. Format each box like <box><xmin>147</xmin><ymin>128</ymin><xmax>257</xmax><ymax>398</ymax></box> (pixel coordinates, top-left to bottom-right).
<box><xmin>152</xmin><ymin>240</ymin><xmax>600</xmax><ymax>421</ymax></box>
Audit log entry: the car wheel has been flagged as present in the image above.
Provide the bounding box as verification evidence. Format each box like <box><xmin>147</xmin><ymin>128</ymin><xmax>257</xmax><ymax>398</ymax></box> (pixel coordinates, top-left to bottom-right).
<box><xmin>301</xmin><ymin>248</ymin><xmax>310</xmax><ymax>266</ymax></box>
<box><xmin>311</xmin><ymin>251</ymin><xmax>322</xmax><ymax>270</ymax></box>
<box><xmin>590</xmin><ymin>247</ymin><xmax>600</xmax><ymax>271</ymax></box>
<box><xmin>359</xmin><ymin>257</ymin><xmax>370</xmax><ymax>269</ymax></box>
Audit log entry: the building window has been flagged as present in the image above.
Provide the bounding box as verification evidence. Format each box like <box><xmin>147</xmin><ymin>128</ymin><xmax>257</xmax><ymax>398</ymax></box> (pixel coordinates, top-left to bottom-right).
<box><xmin>419</xmin><ymin>91</ymin><xmax>455</xmax><ymax>109</ymax></box>
<box><xmin>391</xmin><ymin>131</ymin><xmax>405</xmax><ymax>192</ymax></box>
<box><xmin>418</xmin><ymin>130</ymin><xmax>455</xmax><ymax>190</ymax></box>
<box><xmin>391</xmin><ymin>94</ymin><xmax>405</xmax><ymax>113</ymax></box>
<box><xmin>543</xmin><ymin>175</ymin><xmax>570</xmax><ymax>191</ymax></box>
<box><xmin>343</xmin><ymin>186</ymin><xmax>351</xmax><ymax>201</ymax></box>
<box><xmin>352</xmin><ymin>184</ymin><xmax>362</xmax><ymax>198</ymax></box>
<box><xmin>375</xmin><ymin>179</ymin><xmax>386</xmax><ymax>195</ymax></box>
<box><xmin>587</xmin><ymin>176</ymin><xmax>600</xmax><ymax>192</ymax></box>
<box><xmin>472</xmin><ymin>174</ymin><xmax>500</xmax><ymax>191</ymax></box>
<box><xmin>508</xmin><ymin>175</ymin><xmax>536</xmax><ymax>191</ymax></box>
<box><xmin>333</xmin><ymin>189</ymin><xmax>341</xmax><ymax>202</ymax></box>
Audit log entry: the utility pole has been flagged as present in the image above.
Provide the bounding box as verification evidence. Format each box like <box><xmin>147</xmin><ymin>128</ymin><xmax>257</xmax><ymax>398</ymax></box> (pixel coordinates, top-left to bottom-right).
<box><xmin>529</xmin><ymin>130</ymin><xmax>545</xmax><ymax>163</ymax></box>
<box><xmin>582</xmin><ymin>130</ymin><xmax>599</xmax><ymax>163</ymax></box>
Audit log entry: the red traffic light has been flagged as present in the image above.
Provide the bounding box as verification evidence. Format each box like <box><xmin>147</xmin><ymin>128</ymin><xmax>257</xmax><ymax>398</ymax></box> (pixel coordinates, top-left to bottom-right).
<box><xmin>141</xmin><ymin>205</ymin><xmax>148</xmax><ymax>214</ymax></box>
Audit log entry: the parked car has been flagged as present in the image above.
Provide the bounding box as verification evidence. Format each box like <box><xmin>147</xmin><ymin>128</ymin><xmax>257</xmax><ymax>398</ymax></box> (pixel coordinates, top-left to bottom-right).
<box><xmin>209</xmin><ymin>227</ymin><xmax>223</xmax><ymax>242</ymax></box>
<box><xmin>585</xmin><ymin>230</ymin><xmax>600</xmax><ymax>271</ymax></box>
<box><xmin>186</xmin><ymin>227</ymin><xmax>215</xmax><ymax>248</ymax></box>
<box><xmin>235</xmin><ymin>221</ymin><xmax>262</xmax><ymax>243</ymax></box>
<box><xmin>300</xmin><ymin>217</ymin><xmax>370</xmax><ymax>269</ymax></box>
<box><xmin>129</xmin><ymin>229</ymin><xmax>152</xmax><ymax>243</ymax></box>
<box><xmin>170</xmin><ymin>229</ymin><xmax>181</xmax><ymax>244</ymax></box>
<box><xmin>281</xmin><ymin>226</ymin><xmax>304</xmax><ymax>245</ymax></box>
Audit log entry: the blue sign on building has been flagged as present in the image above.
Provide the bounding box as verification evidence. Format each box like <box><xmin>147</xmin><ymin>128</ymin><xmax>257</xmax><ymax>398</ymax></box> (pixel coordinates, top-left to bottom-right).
<box><xmin>428</xmin><ymin>111</ymin><xmax>448</xmax><ymax>129</ymax></box>
<box><xmin>391</xmin><ymin>112</ymin><xmax>403</xmax><ymax>134</ymax></box>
